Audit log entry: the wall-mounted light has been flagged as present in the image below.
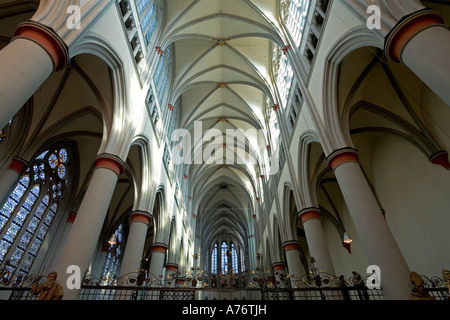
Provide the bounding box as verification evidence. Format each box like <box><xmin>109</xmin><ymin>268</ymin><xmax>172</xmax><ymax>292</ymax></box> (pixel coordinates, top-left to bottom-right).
<box><xmin>343</xmin><ymin>232</ymin><xmax>352</xmax><ymax>244</ymax></box>
<box><xmin>108</xmin><ymin>234</ymin><xmax>117</xmax><ymax>246</ymax></box>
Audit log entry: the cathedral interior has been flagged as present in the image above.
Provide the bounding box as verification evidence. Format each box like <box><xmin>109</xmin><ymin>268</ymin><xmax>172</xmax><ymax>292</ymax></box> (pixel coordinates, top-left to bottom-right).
<box><xmin>0</xmin><ymin>0</ymin><xmax>449</xmax><ymax>302</ymax></box>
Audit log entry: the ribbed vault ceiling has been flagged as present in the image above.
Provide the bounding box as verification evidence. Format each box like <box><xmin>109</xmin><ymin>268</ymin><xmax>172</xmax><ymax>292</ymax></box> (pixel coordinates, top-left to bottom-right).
<box><xmin>162</xmin><ymin>0</ymin><xmax>283</xmax><ymax>252</ymax></box>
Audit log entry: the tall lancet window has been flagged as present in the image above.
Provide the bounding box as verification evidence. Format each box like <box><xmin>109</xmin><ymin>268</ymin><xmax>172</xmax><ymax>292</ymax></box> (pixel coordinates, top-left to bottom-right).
<box><xmin>102</xmin><ymin>223</ymin><xmax>125</xmax><ymax>282</ymax></box>
<box><xmin>0</xmin><ymin>147</ymin><xmax>71</xmax><ymax>282</ymax></box>
<box><xmin>221</xmin><ymin>241</ymin><xmax>228</xmax><ymax>274</ymax></box>
<box><xmin>211</xmin><ymin>243</ymin><xmax>218</xmax><ymax>274</ymax></box>
<box><xmin>231</xmin><ymin>243</ymin><xmax>238</xmax><ymax>274</ymax></box>
<box><xmin>272</xmin><ymin>44</ymin><xmax>293</xmax><ymax>109</ymax></box>
<box><xmin>136</xmin><ymin>0</ymin><xmax>158</xmax><ymax>44</ymax></box>
<box><xmin>282</xmin><ymin>0</ymin><xmax>311</xmax><ymax>47</ymax></box>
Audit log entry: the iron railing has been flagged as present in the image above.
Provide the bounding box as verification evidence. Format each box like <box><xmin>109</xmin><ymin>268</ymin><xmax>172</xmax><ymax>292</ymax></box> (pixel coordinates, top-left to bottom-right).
<box><xmin>1</xmin><ymin>271</ymin><xmax>448</xmax><ymax>301</ymax></box>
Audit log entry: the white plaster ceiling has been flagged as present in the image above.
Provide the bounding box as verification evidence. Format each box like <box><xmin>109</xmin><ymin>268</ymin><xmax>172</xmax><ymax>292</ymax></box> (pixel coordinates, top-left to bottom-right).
<box><xmin>161</xmin><ymin>0</ymin><xmax>285</xmax><ymax>248</ymax></box>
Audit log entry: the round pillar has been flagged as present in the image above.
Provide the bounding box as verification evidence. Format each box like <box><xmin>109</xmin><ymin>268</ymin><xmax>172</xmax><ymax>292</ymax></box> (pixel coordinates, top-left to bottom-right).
<box><xmin>118</xmin><ymin>211</ymin><xmax>152</xmax><ymax>278</ymax></box>
<box><xmin>55</xmin><ymin>154</ymin><xmax>125</xmax><ymax>300</ymax></box>
<box><xmin>148</xmin><ymin>243</ymin><xmax>168</xmax><ymax>287</ymax></box>
<box><xmin>327</xmin><ymin>148</ymin><xmax>411</xmax><ymax>300</ymax></box>
<box><xmin>46</xmin><ymin>212</ymin><xmax>77</xmax><ymax>273</ymax></box>
<box><xmin>385</xmin><ymin>9</ymin><xmax>450</xmax><ymax>105</ymax></box>
<box><xmin>298</xmin><ymin>207</ymin><xmax>335</xmax><ymax>275</ymax></box>
<box><xmin>0</xmin><ymin>22</ymin><xmax>68</xmax><ymax>129</ymax></box>
<box><xmin>282</xmin><ymin>240</ymin><xmax>303</xmax><ymax>288</ymax></box>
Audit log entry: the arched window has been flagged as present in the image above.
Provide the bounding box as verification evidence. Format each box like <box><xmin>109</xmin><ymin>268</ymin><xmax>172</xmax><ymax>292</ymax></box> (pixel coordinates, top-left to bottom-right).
<box><xmin>154</xmin><ymin>45</ymin><xmax>173</xmax><ymax>109</ymax></box>
<box><xmin>0</xmin><ymin>147</ymin><xmax>71</xmax><ymax>282</ymax></box>
<box><xmin>211</xmin><ymin>243</ymin><xmax>218</xmax><ymax>274</ymax></box>
<box><xmin>221</xmin><ymin>241</ymin><xmax>228</xmax><ymax>273</ymax></box>
<box><xmin>272</xmin><ymin>44</ymin><xmax>293</xmax><ymax>109</ymax></box>
<box><xmin>231</xmin><ymin>243</ymin><xmax>238</xmax><ymax>274</ymax></box>
<box><xmin>240</xmin><ymin>249</ymin><xmax>246</xmax><ymax>273</ymax></box>
<box><xmin>281</xmin><ymin>0</ymin><xmax>311</xmax><ymax>47</ymax></box>
<box><xmin>101</xmin><ymin>223</ymin><xmax>125</xmax><ymax>282</ymax></box>
<box><xmin>137</xmin><ymin>0</ymin><xmax>158</xmax><ymax>45</ymax></box>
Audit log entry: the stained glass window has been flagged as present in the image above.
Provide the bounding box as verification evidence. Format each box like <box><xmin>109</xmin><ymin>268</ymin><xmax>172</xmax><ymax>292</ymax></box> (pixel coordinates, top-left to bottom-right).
<box><xmin>101</xmin><ymin>223</ymin><xmax>124</xmax><ymax>282</ymax></box>
<box><xmin>240</xmin><ymin>249</ymin><xmax>246</xmax><ymax>273</ymax></box>
<box><xmin>221</xmin><ymin>242</ymin><xmax>228</xmax><ymax>274</ymax></box>
<box><xmin>0</xmin><ymin>147</ymin><xmax>70</xmax><ymax>283</ymax></box>
<box><xmin>231</xmin><ymin>243</ymin><xmax>238</xmax><ymax>274</ymax></box>
<box><xmin>273</xmin><ymin>44</ymin><xmax>294</xmax><ymax>109</ymax></box>
<box><xmin>211</xmin><ymin>243</ymin><xmax>218</xmax><ymax>274</ymax></box>
<box><xmin>139</xmin><ymin>2</ymin><xmax>157</xmax><ymax>45</ymax></box>
<box><xmin>282</xmin><ymin>0</ymin><xmax>311</xmax><ymax>47</ymax></box>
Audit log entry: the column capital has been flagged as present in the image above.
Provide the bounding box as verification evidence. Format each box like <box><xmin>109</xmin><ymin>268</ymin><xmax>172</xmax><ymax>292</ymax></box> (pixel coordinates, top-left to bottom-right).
<box><xmin>151</xmin><ymin>243</ymin><xmax>168</xmax><ymax>254</ymax></box>
<box><xmin>327</xmin><ymin>148</ymin><xmax>359</xmax><ymax>171</ymax></box>
<box><xmin>130</xmin><ymin>211</ymin><xmax>152</xmax><ymax>225</ymax></box>
<box><xmin>165</xmin><ymin>263</ymin><xmax>179</xmax><ymax>272</ymax></box>
<box><xmin>272</xmin><ymin>262</ymin><xmax>287</xmax><ymax>271</ymax></box>
<box><xmin>94</xmin><ymin>153</ymin><xmax>126</xmax><ymax>176</ymax></box>
<box><xmin>13</xmin><ymin>21</ymin><xmax>69</xmax><ymax>72</ymax></box>
<box><xmin>298</xmin><ymin>207</ymin><xmax>321</xmax><ymax>223</ymax></box>
<box><xmin>385</xmin><ymin>9</ymin><xmax>445</xmax><ymax>63</ymax></box>
<box><xmin>7</xmin><ymin>157</ymin><xmax>29</xmax><ymax>175</ymax></box>
<box><xmin>282</xmin><ymin>240</ymin><xmax>300</xmax><ymax>252</ymax></box>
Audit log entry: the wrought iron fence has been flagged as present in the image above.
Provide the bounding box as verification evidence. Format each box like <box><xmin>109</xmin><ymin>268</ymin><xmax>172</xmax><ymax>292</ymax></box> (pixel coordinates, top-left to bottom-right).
<box><xmin>1</xmin><ymin>270</ymin><xmax>447</xmax><ymax>301</ymax></box>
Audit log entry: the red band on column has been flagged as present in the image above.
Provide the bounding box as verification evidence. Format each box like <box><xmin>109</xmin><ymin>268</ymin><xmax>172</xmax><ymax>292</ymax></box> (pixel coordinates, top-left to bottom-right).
<box><xmin>430</xmin><ymin>151</ymin><xmax>450</xmax><ymax>170</ymax></box>
<box><xmin>102</xmin><ymin>244</ymin><xmax>110</xmax><ymax>252</ymax></box>
<box><xmin>272</xmin><ymin>262</ymin><xmax>286</xmax><ymax>271</ymax></box>
<box><xmin>165</xmin><ymin>264</ymin><xmax>178</xmax><ymax>272</ymax></box>
<box><xmin>67</xmin><ymin>212</ymin><xmax>77</xmax><ymax>223</ymax></box>
<box><xmin>151</xmin><ymin>243</ymin><xmax>168</xmax><ymax>254</ymax></box>
<box><xmin>95</xmin><ymin>154</ymin><xmax>125</xmax><ymax>176</ymax></box>
<box><xmin>282</xmin><ymin>241</ymin><xmax>300</xmax><ymax>252</ymax></box>
<box><xmin>298</xmin><ymin>208</ymin><xmax>321</xmax><ymax>223</ymax></box>
<box><xmin>8</xmin><ymin>157</ymin><xmax>28</xmax><ymax>174</ymax></box>
<box><xmin>327</xmin><ymin>148</ymin><xmax>359</xmax><ymax>171</ymax></box>
<box><xmin>131</xmin><ymin>211</ymin><xmax>152</xmax><ymax>225</ymax></box>
<box><xmin>385</xmin><ymin>10</ymin><xmax>445</xmax><ymax>63</ymax></box>
<box><xmin>14</xmin><ymin>22</ymin><xmax>69</xmax><ymax>72</ymax></box>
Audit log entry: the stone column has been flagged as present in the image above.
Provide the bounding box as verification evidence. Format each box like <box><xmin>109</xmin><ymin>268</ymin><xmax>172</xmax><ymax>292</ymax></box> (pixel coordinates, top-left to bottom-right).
<box><xmin>148</xmin><ymin>243</ymin><xmax>168</xmax><ymax>286</ymax></box>
<box><xmin>0</xmin><ymin>21</ymin><xmax>69</xmax><ymax>129</ymax></box>
<box><xmin>46</xmin><ymin>212</ymin><xmax>77</xmax><ymax>273</ymax></box>
<box><xmin>118</xmin><ymin>211</ymin><xmax>152</xmax><ymax>278</ymax></box>
<box><xmin>282</xmin><ymin>240</ymin><xmax>304</xmax><ymax>288</ymax></box>
<box><xmin>54</xmin><ymin>154</ymin><xmax>125</xmax><ymax>300</ymax></box>
<box><xmin>327</xmin><ymin>148</ymin><xmax>411</xmax><ymax>300</ymax></box>
<box><xmin>0</xmin><ymin>157</ymin><xmax>29</xmax><ymax>205</ymax></box>
<box><xmin>298</xmin><ymin>207</ymin><xmax>335</xmax><ymax>275</ymax></box>
<box><xmin>385</xmin><ymin>9</ymin><xmax>450</xmax><ymax>106</ymax></box>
